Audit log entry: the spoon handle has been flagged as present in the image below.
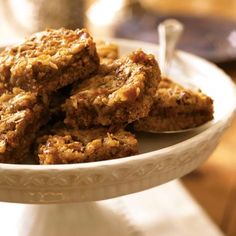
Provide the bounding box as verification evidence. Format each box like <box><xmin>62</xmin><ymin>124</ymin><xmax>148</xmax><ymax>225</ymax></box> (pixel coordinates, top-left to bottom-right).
<box><xmin>158</xmin><ymin>19</ymin><xmax>184</xmax><ymax>75</ymax></box>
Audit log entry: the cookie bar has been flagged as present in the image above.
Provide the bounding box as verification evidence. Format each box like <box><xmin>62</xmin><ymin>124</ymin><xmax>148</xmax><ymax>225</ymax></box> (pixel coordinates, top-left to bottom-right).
<box><xmin>36</xmin><ymin>126</ymin><xmax>138</xmax><ymax>164</ymax></box>
<box><xmin>96</xmin><ymin>40</ymin><xmax>119</xmax><ymax>64</ymax></box>
<box><xmin>0</xmin><ymin>28</ymin><xmax>99</xmax><ymax>95</ymax></box>
<box><xmin>0</xmin><ymin>88</ymin><xmax>48</xmax><ymax>163</ymax></box>
<box><xmin>63</xmin><ymin>50</ymin><xmax>161</xmax><ymax>128</ymax></box>
<box><xmin>134</xmin><ymin>78</ymin><xmax>214</xmax><ymax>132</ymax></box>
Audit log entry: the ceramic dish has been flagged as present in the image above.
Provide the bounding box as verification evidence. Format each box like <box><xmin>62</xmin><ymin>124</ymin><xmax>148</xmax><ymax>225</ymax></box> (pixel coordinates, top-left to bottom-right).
<box><xmin>0</xmin><ymin>39</ymin><xmax>235</xmax><ymax>204</ymax></box>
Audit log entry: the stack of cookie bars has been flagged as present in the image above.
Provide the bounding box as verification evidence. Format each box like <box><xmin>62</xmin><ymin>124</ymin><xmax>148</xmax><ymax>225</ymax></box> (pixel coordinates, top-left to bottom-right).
<box><xmin>0</xmin><ymin>29</ymin><xmax>213</xmax><ymax>164</ymax></box>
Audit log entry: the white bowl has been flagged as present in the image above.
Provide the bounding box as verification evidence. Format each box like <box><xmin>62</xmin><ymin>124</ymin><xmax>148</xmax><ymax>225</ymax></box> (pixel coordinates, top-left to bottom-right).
<box><xmin>0</xmin><ymin>39</ymin><xmax>235</xmax><ymax>204</ymax></box>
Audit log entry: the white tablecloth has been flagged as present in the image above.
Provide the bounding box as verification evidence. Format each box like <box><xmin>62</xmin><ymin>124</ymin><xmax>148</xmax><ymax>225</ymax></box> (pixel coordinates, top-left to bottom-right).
<box><xmin>0</xmin><ymin>180</ymin><xmax>224</xmax><ymax>236</ymax></box>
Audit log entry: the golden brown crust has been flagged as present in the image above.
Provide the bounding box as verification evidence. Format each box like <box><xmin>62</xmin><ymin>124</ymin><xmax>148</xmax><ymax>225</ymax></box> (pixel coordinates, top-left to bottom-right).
<box><xmin>134</xmin><ymin>78</ymin><xmax>214</xmax><ymax>131</ymax></box>
<box><xmin>153</xmin><ymin>78</ymin><xmax>213</xmax><ymax>114</ymax></box>
<box><xmin>63</xmin><ymin>50</ymin><xmax>161</xmax><ymax>128</ymax></box>
<box><xmin>36</xmin><ymin>126</ymin><xmax>138</xmax><ymax>164</ymax></box>
<box><xmin>96</xmin><ymin>40</ymin><xmax>119</xmax><ymax>64</ymax></box>
<box><xmin>0</xmin><ymin>88</ymin><xmax>49</xmax><ymax>163</ymax></box>
<box><xmin>0</xmin><ymin>28</ymin><xmax>99</xmax><ymax>95</ymax></box>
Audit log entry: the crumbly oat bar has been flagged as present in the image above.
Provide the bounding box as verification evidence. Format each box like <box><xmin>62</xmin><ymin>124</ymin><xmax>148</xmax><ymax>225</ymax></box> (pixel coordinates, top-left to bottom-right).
<box><xmin>0</xmin><ymin>28</ymin><xmax>99</xmax><ymax>95</ymax></box>
<box><xmin>134</xmin><ymin>78</ymin><xmax>214</xmax><ymax>132</ymax></box>
<box><xmin>36</xmin><ymin>126</ymin><xmax>138</xmax><ymax>164</ymax></box>
<box><xmin>63</xmin><ymin>50</ymin><xmax>161</xmax><ymax>128</ymax></box>
<box><xmin>96</xmin><ymin>40</ymin><xmax>119</xmax><ymax>64</ymax></box>
<box><xmin>0</xmin><ymin>88</ymin><xmax>48</xmax><ymax>163</ymax></box>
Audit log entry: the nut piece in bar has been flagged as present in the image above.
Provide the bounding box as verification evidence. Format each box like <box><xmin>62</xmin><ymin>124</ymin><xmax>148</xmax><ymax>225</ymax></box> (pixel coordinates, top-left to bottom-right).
<box><xmin>63</xmin><ymin>50</ymin><xmax>161</xmax><ymax>128</ymax></box>
<box><xmin>0</xmin><ymin>88</ymin><xmax>48</xmax><ymax>163</ymax></box>
<box><xmin>0</xmin><ymin>28</ymin><xmax>99</xmax><ymax>95</ymax></box>
<box><xmin>134</xmin><ymin>78</ymin><xmax>214</xmax><ymax>132</ymax></box>
<box><xmin>96</xmin><ymin>40</ymin><xmax>119</xmax><ymax>64</ymax></box>
<box><xmin>35</xmin><ymin>126</ymin><xmax>138</xmax><ymax>164</ymax></box>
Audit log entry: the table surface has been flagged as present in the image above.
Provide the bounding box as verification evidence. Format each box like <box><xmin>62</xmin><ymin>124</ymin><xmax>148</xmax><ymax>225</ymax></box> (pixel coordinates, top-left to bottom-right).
<box><xmin>182</xmin><ymin>62</ymin><xmax>236</xmax><ymax>236</ymax></box>
<box><xmin>144</xmin><ymin>2</ymin><xmax>236</xmax><ymax>235</ymax></box>
<box><xmin>141</xmin><ymin>3</ymin><xmax>236</xmax><ymax>234</ymax></box>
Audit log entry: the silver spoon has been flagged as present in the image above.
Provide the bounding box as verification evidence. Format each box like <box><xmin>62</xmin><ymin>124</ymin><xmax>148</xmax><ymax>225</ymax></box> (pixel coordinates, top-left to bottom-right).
<box><xmin>158</xmin><ymin>19</ymin><xmax>183</xmax><ymax>76</ymax></box>
<box><xmin>158</xmin><ymin>19</ymin><xmax>199</xmax><ymax>91</ymax></box>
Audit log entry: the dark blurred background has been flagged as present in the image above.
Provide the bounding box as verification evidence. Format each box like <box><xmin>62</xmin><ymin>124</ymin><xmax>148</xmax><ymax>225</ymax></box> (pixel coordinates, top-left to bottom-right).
<box><xmin>1</xmin><ymin>0</ymin><xmax>236</xmax><ymax>63</ymax></box>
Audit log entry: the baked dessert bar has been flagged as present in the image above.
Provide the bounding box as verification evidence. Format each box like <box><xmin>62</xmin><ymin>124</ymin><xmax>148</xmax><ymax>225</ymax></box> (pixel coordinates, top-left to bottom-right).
<box><xmin>96</xmin><ymin>40</ymin><xmax>119</xmax><ymax>64</ymax></box>
<box><xmin>0</xmin><ymin>28</ymin><xmax>99</xmax><ymax>95</ymax></box>
<box><xmin>63</xmin><ymin>50</ymin><xmax>161</xmax><ymax>128</ymax></box>
<box><xmin>0</xmin><ymin>88</ymin><xmax>48</xmax><ymax>163</ymax></box>
<box><xmin>35</xmin><ymin>126</ymin><xmax>138</xmax><ymax>164</ymax></box>
<box><xmin>134</xmin><ymin>78</ymin><xmax>214</xmax><ymax>132</ymax></box>
<box><xmin>46</xmin><ymin>39</ymin><xmax>111</xmax><ymax>120</ymax></box>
